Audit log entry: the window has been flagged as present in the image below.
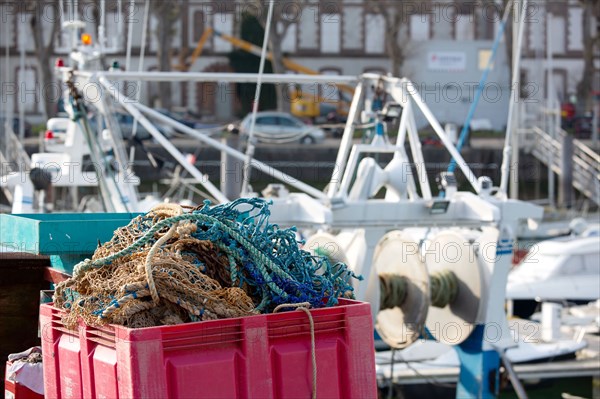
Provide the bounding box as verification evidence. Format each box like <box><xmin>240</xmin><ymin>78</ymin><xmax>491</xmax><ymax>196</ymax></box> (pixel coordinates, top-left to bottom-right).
<box><xmin>256</xmin><ymin>116</ymin><xmax>278</xmax><ymax>125</ymax></box>
<box><xmin>213</xmin><ymin>13</ymin><xmax>233</xmax><ymax>52</ymax></box>
<box><xmin>278</xmin><ymin>116</ymin><xmax>302</xmax><ymax>127</ymax></box>
<box><xmin>549</xmin><ymin>15</ymin><xmax>566</xmax><ymax>55</ymax></box>
<box><xmin>583</xmin><ymin>253</ymin><xmax>600</xmax><ymax>274</ymax></box>
<box><xmin>16</xmin><ymin>14</ymin><xmax>35</xmax><ymax>51</ymax></box>
<box><xmin>0</xmin><ymin>15</ymin><xmax>14</xmax><ymax>48</ymax></box>
<box><xmin>320</xmin><ymin>13</ymin><xmax>340</xmax><ymax>53</ymax></box>
<box><xmin>281</xmin><ymin>23</ymin><xmax>297</xmax><ymax>53</ymax></box>
<box><xmin>365</xmin><ymin>14</ymin><xmax>385</xmax><ymax>54</ymax></box>
<box><xmin>410</xmin><ymin>14</ymin><xmax>429</xmax><ymax>41</ymax></box>
<box><xmin>432</xmin><ymin>6</ymin><xmax>452</xmax><ymax>40</ymax></box>
<box><xmin>478</xmin><ymin>50</ymin><xmax>494</xmax><ymax>70</ymax></box>
<box><xmin>299</xmin><ymin>9</ymin><xmax>318</xmax><ymax>50</ymax></box>
<box><xmin>17</xmin><ymin>67</ymin><xmax>38</xmax><ymax>114</ymax></box>
<box><xmin>105</xmin><ymin>12</ymin><xmax>122</xmax><ymax>49</ymax></box>
<box><xmin>455</xmin><ymin>17</ymin><xmax>474</xmax><ymax>41</ymax></box>
<box><xmin>343</xmin><ymin>7</ymin><xmax>363</xmax><ymax>50</ymax></box>
<box><xmin>567</xmin><ymin>8</ymin><xmax>583</xmax><ymax>51</ymax></box>
<box><xmin>528</xmin><ymin>14</ymin><xmax>544</xmax><ymax>52</ymax></box>
<box><xmin>558</xmin><ymin>256</ymin><xmax>583</xmax><ymax>275</ymax></box>
<box><xmin>149</xmin><ymin>15</ymin><xmax>158</xmax><ymax>52</ymax></box>
<box><xmin>192</xmin><ymin>11</ymin><xmax>207</xmax><ymax>50</ymax></box>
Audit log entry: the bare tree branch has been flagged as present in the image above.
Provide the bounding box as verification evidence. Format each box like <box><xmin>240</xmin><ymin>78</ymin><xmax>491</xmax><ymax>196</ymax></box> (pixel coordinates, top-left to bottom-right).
<box><xmin>247</xmin><ymin>0</ymin><xmax>308</xmax><ymax>111</ymax></box>
<box><xmin>577</xmin><ymin>0</ymin><xmax>599</xmax><ymax>112</ymax></box>
<box><xmin>151</xmin><ymin>0</ymin><xmax>182</xmax><ymax>110</ymax></box>
<box><xmin>367</xmin><ymin>0</ymin><xmax>409</xmax><ymax>77</ymax></box>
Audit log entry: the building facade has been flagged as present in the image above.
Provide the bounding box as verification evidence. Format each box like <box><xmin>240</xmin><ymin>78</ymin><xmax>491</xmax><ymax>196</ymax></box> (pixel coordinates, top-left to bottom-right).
<box><xmin>0</xmin><ymin>0</ymin><xmax>596</xmax><ymax>128</ymax></box>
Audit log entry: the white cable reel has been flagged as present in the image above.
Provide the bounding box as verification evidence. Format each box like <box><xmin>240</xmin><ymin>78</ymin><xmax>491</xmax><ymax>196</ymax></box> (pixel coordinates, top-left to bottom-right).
<box><xmin>371</xmin><ymin>230</ymin><xmax>485</xmax><ymax>348</ymax></box>
<box><xmin>371</xmin><ymin>231</ymin><xmax>430</xmax><ymax>348</ymax></box>
<box><xmin>423</xmin><ymin>230</ymin><xmax>484</xmax><ymax>346</ymax></box>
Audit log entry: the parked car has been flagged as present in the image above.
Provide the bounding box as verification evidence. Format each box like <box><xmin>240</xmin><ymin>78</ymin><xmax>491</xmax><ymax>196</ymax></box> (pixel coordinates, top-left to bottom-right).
<box><xmin>230</xmin><ymin>112</ymin><xmax>325</xmax><ymax>144</ymax></box>
<box><xmin>113</xmin><ymin>113</ymin><xmax>174</xmax><ymax>140</ymax></box>
<box><xmin>156</xmin><ymin>109</ymin><xmax>220</xmax><ymax>135</ymax></box>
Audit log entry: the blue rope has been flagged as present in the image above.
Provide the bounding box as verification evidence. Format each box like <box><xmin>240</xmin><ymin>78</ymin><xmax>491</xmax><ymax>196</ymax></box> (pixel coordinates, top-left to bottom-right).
<box><xmin>447</xmin><ymin>12</ymin><xmax>511</xmax><ymax>174</ymax></box>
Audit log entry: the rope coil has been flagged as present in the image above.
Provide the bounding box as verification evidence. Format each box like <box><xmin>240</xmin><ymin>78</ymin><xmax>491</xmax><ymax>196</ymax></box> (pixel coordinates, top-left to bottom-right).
<box><xmin>429</xmin><ymin>270</ymin><xmax>459</xmax><ymax>308</ymax></box>
<box><xmin>378</xmin><ymin>269</ymin><xmax>459</xmax><ymax>310</ymax></box>
<box><xmin>379</xmin><ymin>274</ymin><xmax>408</xmax><ymax>311</ymax></box>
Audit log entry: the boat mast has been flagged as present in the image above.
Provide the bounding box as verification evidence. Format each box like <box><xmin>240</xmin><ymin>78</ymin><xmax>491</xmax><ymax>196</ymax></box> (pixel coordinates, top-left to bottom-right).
<box><xmin>500</xmin><ymin>0</ymin><xmax>528</xmax><ymax>198</ymax></box>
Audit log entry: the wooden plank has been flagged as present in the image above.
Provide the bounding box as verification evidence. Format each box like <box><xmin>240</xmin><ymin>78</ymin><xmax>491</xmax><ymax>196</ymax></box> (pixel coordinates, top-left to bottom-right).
<box><xmin>43</xmin><ymin>267</ymin><xmax>72</xmax><ymax>283</ymax></box>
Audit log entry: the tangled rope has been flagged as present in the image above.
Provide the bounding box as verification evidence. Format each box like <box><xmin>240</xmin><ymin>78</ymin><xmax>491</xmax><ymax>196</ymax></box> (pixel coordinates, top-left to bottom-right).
<box><xmin>54</xmin><ymin>198</ymin><xmax>360</xmax><ymax>328</ymax></box>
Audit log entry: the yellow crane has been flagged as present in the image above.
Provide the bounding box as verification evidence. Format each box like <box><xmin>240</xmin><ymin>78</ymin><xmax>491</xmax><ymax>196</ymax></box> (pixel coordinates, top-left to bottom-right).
<box><xmin>176</xmin><ymin>28</ymin><xmax>351</xmax><ymax>119</ymax></box>
<box><xmin>174</xmin><ymin>27</ymin><xmax>214</xmax><ymax>71</ymax></box>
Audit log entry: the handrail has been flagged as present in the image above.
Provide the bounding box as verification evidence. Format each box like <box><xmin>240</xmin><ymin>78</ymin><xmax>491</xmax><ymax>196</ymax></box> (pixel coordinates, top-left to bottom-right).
<box><xmin>527</xmin><ymin>126</ymin><xmax>599</xmax><ymax>205</ymax></box>
<box><xmin>558</xmin><ymin>128</ymin><xmax>600</xmax><ymax>164</ymax></box>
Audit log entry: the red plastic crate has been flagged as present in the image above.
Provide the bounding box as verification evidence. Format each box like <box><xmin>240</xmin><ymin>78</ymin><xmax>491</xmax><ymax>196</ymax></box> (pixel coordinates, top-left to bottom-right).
<box><xmin>40</xmin><ymin>299</ymin><xmax>377</xmax><ymax>399</ymax></box>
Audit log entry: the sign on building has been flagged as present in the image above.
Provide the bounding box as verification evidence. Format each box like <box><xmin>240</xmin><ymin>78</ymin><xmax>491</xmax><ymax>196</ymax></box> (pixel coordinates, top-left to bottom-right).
<box><xmin>427</xmin><ymin>52</ymin><xmax>467</xmax><ymax>71</ymax></box>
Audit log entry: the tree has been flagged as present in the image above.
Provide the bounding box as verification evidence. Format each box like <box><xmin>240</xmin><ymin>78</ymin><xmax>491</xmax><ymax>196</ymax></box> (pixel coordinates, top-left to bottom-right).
<box><xmin>151</xmin><ymin>0</ymin><xmax>181</xmax><ymax>110</ymax></box>
<box><xmin>227</xmin><ymin>13</ymin><xmax>277</xmax><ymax>116</ymax></box>
<box><xmin>367</xmin><ymin>1</ymin><xmax>410</xmax><ymax>77</ymax></box>
<box><xmin>28</xmin><ymin>0</ymin><xmax>60</xmax><ymax>119</ymax></box>
<box><xmin>248</xmin><ymin>0</ymin><xmax>307</xmax><ymax>112</ymax></box>
<box><xmin>576</xmin><ymin>0</ymin><xmax>600</xmax><ymax>113</ymax></box>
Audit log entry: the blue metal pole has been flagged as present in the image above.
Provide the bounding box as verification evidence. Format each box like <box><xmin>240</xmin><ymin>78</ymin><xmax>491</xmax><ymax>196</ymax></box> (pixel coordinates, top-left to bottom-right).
<box><xmin>455</xmin><ymin>325</ymin><xmax>501</xmax><ymax>399</ymax></box>
<box><xmin>448</xmin><ymin>6</ymin><xmax>512</xmax><ymax>174</ymax></box>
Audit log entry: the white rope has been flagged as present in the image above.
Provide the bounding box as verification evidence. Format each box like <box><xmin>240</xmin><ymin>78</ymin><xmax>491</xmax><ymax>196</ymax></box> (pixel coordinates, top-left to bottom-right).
<box><xmin>143</xmin><ymin>203</ymin><xmax>184</xmax><ymax>304</ymax></box>
<box><xmin>240</xmin><ymin>0</ymin><xmax>275</xmax><ymax>196</ymax></box>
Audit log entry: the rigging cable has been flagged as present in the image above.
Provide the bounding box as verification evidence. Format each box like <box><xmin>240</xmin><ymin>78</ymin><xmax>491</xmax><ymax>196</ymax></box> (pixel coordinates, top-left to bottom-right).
<box><xmin>240</xmin><ymin>0</ymin><xmax>275</xmax><ymax>196</ymax></box>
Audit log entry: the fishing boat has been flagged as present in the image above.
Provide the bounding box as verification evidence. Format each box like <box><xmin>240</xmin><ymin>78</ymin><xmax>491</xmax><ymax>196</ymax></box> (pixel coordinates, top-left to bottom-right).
<box><xmin>508</xmin><ymin>219</ymin><xmax>600</xmax><ymax>318</ymax></box>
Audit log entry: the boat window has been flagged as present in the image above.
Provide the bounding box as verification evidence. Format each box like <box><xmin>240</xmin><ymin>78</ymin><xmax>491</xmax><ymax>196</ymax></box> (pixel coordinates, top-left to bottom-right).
<box><xmin>557</xmin><ymin>255</ymin><xmax>584</xmax><ymax>275</ymax></box>
<box><xmin>512</xmin><ymin>254</ymin><xmax>563</xmax><ymax>280</ymax></box>
<box><xmin>583</xmin><ymin>253</ymin><xmax>600</xmax><ymax>274</ymax></box>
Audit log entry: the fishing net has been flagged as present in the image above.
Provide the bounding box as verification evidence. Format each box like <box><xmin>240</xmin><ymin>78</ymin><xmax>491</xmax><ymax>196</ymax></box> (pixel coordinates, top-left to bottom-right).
<box><xmin>54</xmin><ymin>198</ymin><xmax>361</xmax><ymax>328</ymax></box>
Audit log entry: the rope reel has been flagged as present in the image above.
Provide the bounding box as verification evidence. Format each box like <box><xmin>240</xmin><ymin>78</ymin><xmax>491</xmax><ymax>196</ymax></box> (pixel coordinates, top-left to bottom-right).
<box><xmin>372</xmin><ymin>230</ymin><xmax>484</xmax><ymax>348</ymax></box>
<box><xmin>372</xmin><ymin>231</ymin><xmax>430</xmax><ymax>349</ymax></box>
<box><xmin>423</xmin><ymin>230</ymin><xmax>483</xmax><ymax>345</ymax></box>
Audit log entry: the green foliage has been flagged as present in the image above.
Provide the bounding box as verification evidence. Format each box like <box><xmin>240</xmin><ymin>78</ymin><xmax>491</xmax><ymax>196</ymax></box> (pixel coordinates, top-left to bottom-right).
<box><xmin>227</xmin><ymin>13</ymin><xmax>277</xmax><ymax>116</ymax></box>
